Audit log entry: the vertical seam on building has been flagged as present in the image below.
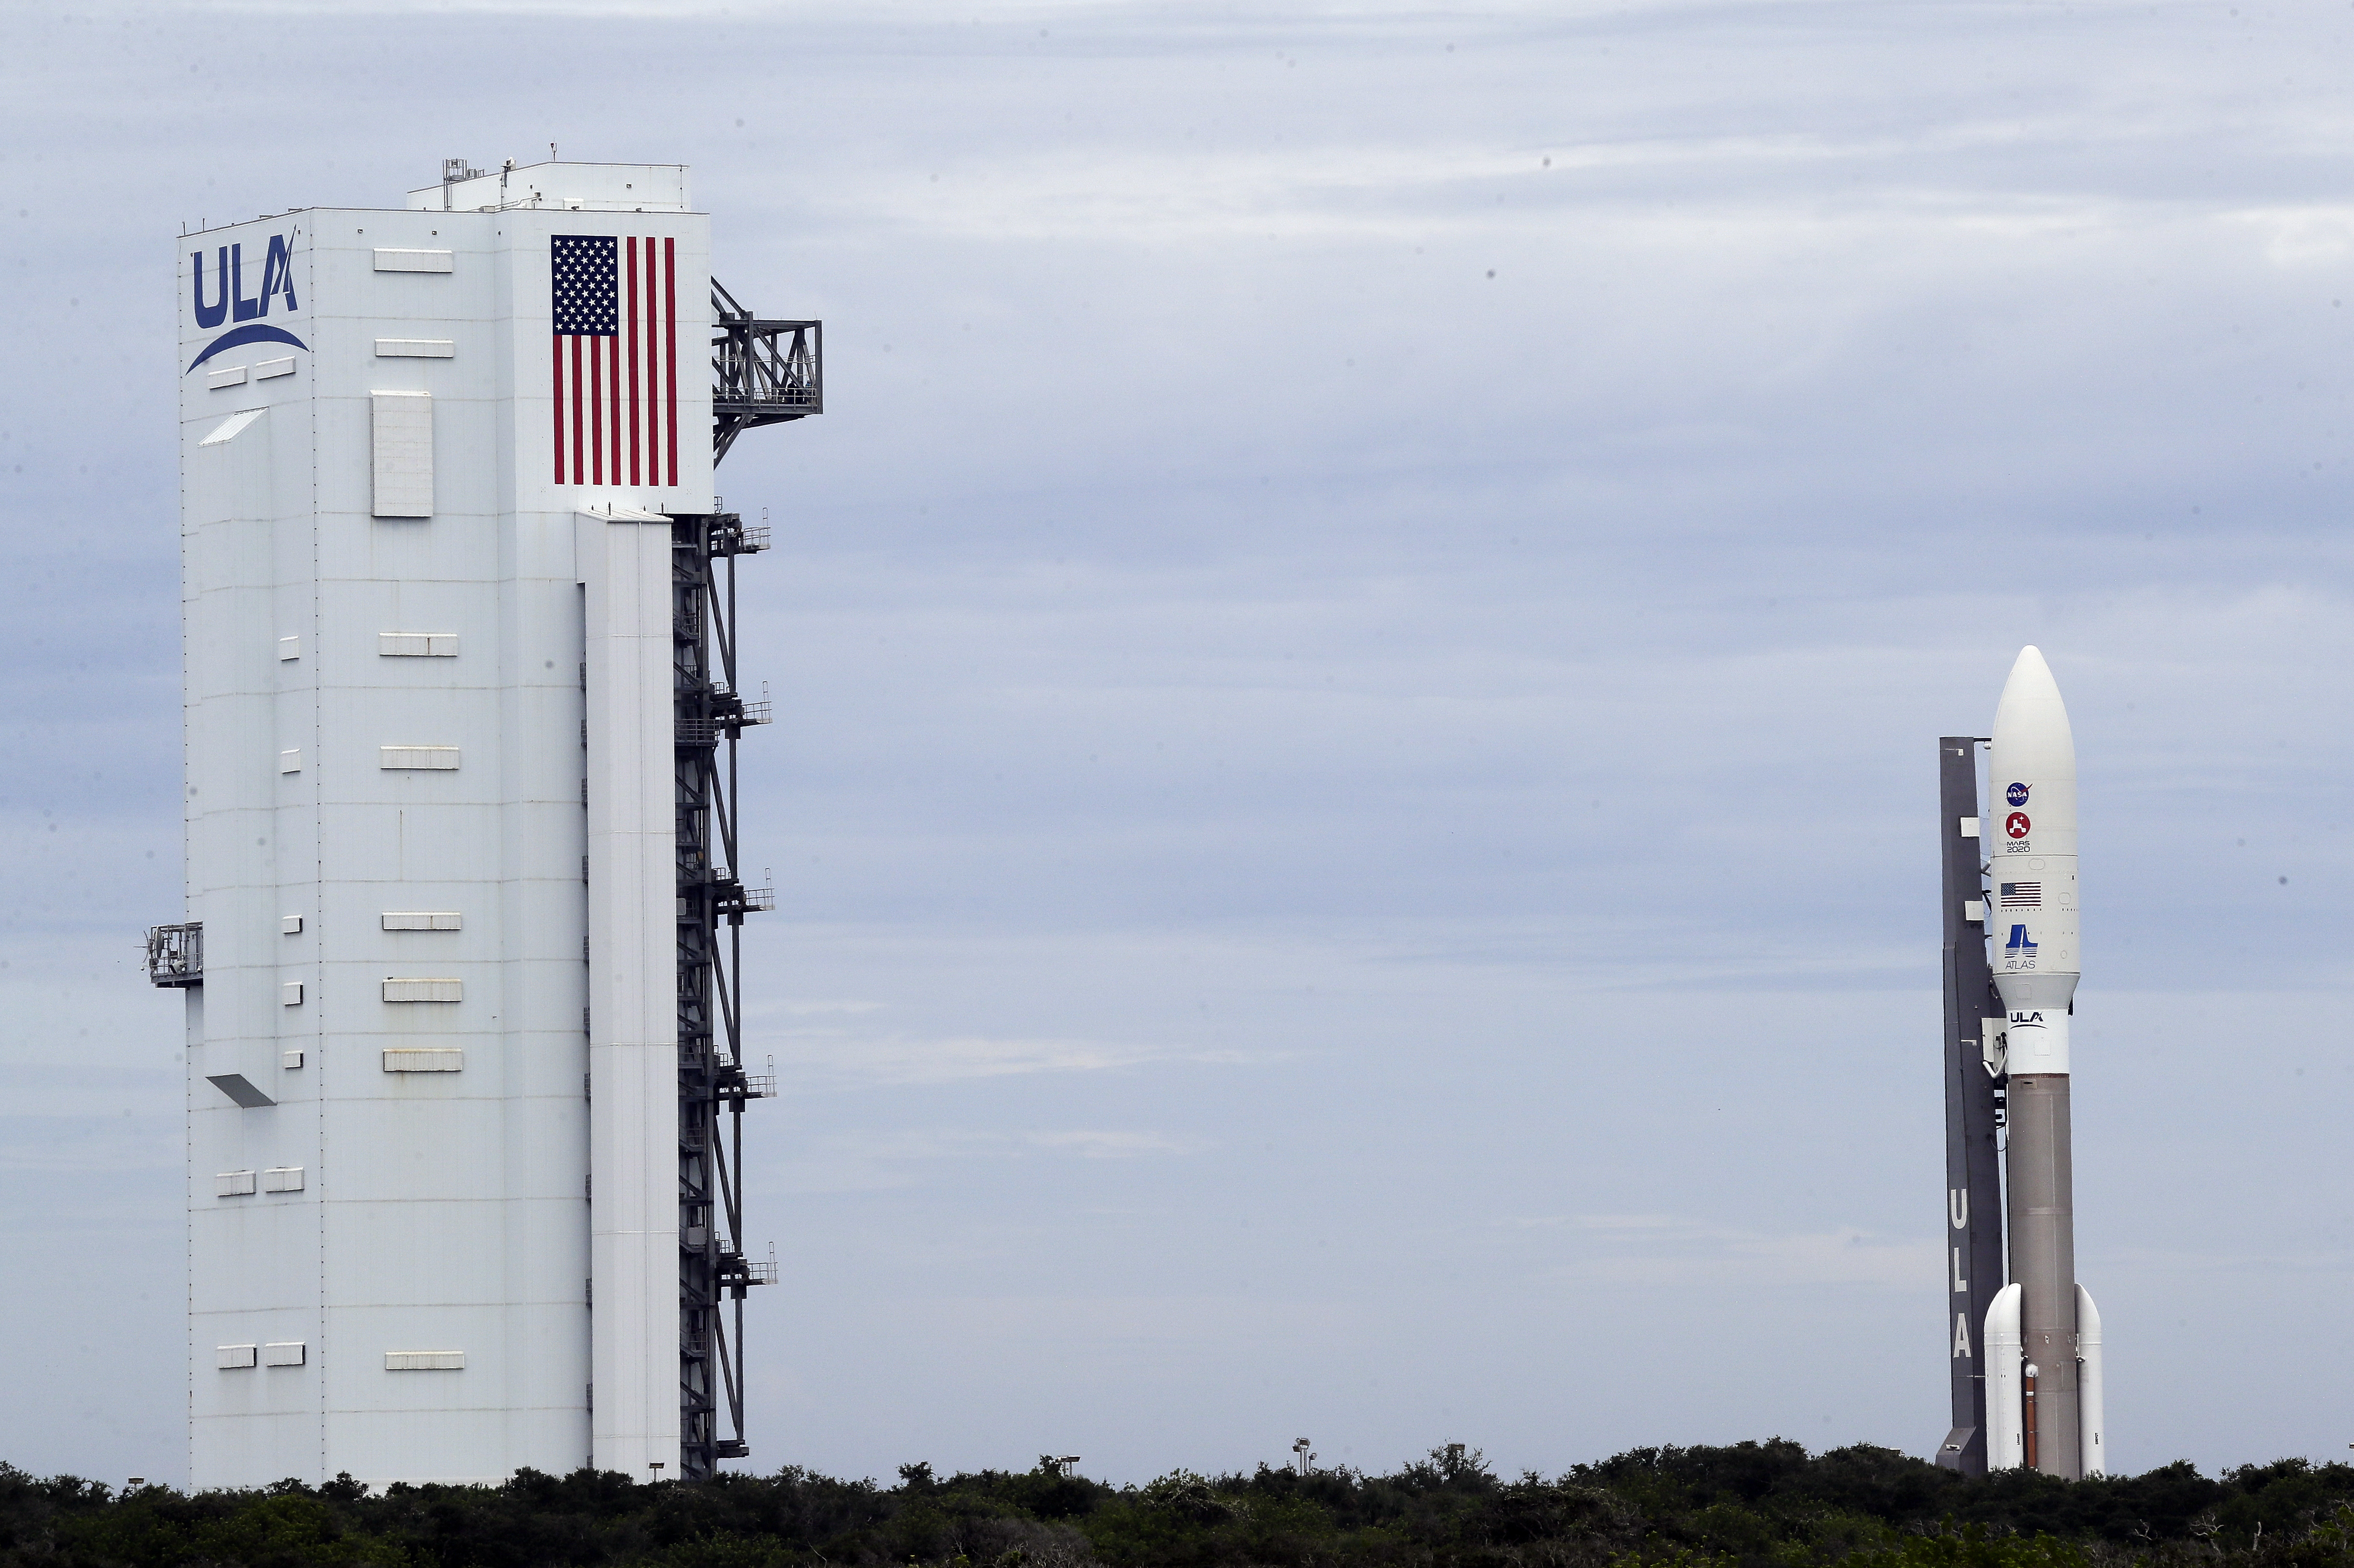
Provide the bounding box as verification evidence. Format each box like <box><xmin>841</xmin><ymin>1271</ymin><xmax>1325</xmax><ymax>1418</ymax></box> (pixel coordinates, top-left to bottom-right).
<box><xmin>309</xmin><ymin>227</ymin><xmax>327</xmax><ymax>1482</ymax></box>
<box><xmin>181</xmin><ymin>243</ymin><xmax>196</xmax><ymax>1483</ymax></box>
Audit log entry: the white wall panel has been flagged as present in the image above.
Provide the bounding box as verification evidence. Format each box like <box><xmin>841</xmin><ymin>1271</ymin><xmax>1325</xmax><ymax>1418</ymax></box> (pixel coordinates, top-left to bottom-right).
<box><xmin>576</xmin><ymin>508</ymin><xmax>679</xmax><ymax>1475</ymax></box>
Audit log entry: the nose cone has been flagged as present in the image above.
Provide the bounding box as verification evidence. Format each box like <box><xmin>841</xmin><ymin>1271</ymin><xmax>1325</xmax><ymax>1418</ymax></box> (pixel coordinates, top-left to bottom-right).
<box><xmin>1992</xmin><ymin>646</ymin><xmax>2075</xmax><ymax>779</ymax></box>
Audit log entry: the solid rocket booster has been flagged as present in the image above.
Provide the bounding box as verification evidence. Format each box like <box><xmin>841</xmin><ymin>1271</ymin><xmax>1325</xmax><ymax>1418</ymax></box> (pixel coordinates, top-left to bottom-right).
<box><xmin>1986</xmin><ymin>646</ymin><xmax>2103</xmax><ymax>1478</ymax></box>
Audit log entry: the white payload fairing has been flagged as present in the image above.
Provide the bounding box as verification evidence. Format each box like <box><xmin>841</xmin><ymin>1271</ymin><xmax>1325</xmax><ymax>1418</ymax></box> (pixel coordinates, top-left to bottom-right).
<box><xmin>1983</xmin><ymin>647</ymin><xmax>2105</xmax><ymax>1478</ymax></box>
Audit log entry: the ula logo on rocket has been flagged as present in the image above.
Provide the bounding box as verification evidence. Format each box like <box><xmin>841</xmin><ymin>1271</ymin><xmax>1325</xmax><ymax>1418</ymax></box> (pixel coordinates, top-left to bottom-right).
<box><xmin>2005</xmin><ymin>782</ymin><xmax>2030</xmax><ymax>807</ymax></box>
<box><xmin>185</xmin><ymin>233</ymin><xmax>308</xmax><ymax>375</ymax></box>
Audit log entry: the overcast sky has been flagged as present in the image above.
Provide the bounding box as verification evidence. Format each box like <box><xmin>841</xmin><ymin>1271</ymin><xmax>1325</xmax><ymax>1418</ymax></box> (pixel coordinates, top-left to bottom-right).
<box><xmin>6</xmin><ymin>0</ymin><xmax>2354</xmax><ymax>1491</ymax></box>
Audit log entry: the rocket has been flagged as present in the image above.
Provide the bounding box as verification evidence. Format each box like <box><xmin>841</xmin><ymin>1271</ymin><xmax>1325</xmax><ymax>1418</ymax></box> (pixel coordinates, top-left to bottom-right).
<box><xmin>1983</xmin><ymin>646</ymin><xmax>2106</xmax><ymax>1478</ymax></box>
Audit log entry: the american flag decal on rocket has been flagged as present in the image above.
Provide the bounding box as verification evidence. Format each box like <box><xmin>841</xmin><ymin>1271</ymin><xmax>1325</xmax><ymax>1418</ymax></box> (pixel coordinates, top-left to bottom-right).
<box><xmin>1999</xmin><ymin>882</ymin><xmax>2041</xmax><ymax>908</ymax></box>
<box><xmin>551</xmin><ymin>234</ymin><xmax>678</xmax><ymax>487</ymax></box>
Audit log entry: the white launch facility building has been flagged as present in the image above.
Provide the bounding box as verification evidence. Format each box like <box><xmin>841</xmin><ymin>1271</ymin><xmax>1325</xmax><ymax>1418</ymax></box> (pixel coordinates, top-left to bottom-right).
<box><xmin>154</xmin><ymin>161</ymin><xmax>820</xmax><ymax>1488</ymax></box>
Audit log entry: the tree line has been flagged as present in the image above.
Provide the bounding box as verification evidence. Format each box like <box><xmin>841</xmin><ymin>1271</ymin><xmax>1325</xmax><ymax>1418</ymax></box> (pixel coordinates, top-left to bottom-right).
<box><xmin>5</xmin><ymin>1438</ymin><xmax>2353</xmax><ymax>1567</ymax></box>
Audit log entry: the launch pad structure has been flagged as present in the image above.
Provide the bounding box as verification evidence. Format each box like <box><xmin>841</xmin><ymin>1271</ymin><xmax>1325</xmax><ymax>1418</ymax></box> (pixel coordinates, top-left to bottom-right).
<box><xmin>153</xmin><ymin>160</ymin><xmax>819</xmax><ymax>1487</ymax></box>
<box><xmin>1934</xmin><ymin>737</ymin><xmax>2007</xmax><ymax>1476</ymax></box>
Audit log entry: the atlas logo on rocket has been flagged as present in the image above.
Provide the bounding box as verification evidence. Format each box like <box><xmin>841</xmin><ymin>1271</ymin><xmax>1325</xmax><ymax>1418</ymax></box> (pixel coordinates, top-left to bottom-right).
<box><xmin>185</xmin><ymin>232</ymin><xmax>307</xmax><ymax>374</ymax></box>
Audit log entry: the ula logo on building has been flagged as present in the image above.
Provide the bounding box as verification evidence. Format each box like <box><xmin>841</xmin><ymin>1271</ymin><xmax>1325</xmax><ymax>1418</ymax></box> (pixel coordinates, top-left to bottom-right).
<box><xmin>186</xmin><ymin>234</ymin><xmax>307</xmax><ymax>374</ymax></box>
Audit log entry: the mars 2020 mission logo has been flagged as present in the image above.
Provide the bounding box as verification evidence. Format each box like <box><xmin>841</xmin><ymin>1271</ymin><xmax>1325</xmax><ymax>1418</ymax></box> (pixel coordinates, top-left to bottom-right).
<box><xmin>185</xmin><ymin>234</ymin><xmax>307</xmax><ymax>374</ymax></box>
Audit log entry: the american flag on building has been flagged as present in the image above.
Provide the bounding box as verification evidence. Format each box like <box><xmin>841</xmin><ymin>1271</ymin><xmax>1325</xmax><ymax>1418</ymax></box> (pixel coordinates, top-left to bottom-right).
<box><xmin>551</xmin><ymin>233</ymin><xmax>679</xmax><ymax>487</ymax></box>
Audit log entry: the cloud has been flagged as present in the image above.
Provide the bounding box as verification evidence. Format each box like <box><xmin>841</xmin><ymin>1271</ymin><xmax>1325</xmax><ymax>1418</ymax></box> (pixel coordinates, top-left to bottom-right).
<box><xmin>770</xmin><ymin>1124</ymin><xmax>1192</xmax><ymax>1193</ymax></box>
<box><xmin>772</xmin><ymin>1032</ymin><xmax>1198</xmax><ymax>1087</ymax></box>
<box><xmin>1509</xmin><ymin>1213</ymin><xmax>1938</xmax><ymax>1291</ymax></box>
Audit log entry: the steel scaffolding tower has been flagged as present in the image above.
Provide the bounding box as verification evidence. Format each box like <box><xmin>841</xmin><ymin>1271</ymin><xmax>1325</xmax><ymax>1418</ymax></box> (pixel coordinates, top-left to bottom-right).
<box><xmin>675</xmin><ymin>279</ymin><xmax>820</xmax><ymax>1480</ymax></box>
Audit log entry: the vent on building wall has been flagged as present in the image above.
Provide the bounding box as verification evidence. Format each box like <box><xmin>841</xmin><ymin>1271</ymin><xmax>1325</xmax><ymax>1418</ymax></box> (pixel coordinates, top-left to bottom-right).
<box><xmin>263</xmin><ymin>1342</ymin><xmax>307</xmax><ymax>1366</ymax></box>
<box><xmin>262</xmin><ymin>1166</ymin><xmax>304</xmax><ymax>1192</ymax></box>
<box><xmin>199</xmin><ymin>408</ymin><xmax>265</xmax><ymax>447</ymax></box>
<box><xmin>215</xmin><ymin>1170</ymin><xmax>257</xmax><ymax>1197</ymax></box>
<box><xmin>369</xmin><ymin>392</ymin><xmax>433</xmax><ymax>518</ymax></box>
<box><xmin>385</xmin><ymin>1350</ymin><xmax>465</xmax><ymax>1371</ymax></box>
<box><xmin>374</xmin><ymin>248</ymin><xmax>454</xmax><ymax>273</ymax></box>
<box><xmin>382</xmin><ymin>912</ymin><xmax>462</xmax><ymax>931</ymax></box>
<box><xmin>383</xmin><ymin>1047</ymin><xmax>464</xmax><ymax>1072</ymax></box>
<box><xmin>216</xmin><ymin>1345</ymin><xmax>258</xmax><ymax>1370</ymax></box>
<box><xmin>206</xmin><ymin>1073</ymin><xmax>276</xmax><ymax>1109</ymax></box>
<box><xmin>378</xmin><ymin>633</ymin><xmax>459</xmax><ymax>657</ymax></box>
<box><xmin>379</xmin><ymin>746</ymin><xmax>459</xmax><ymax>769</ymax></box>
<box><xmin>382</xmin><ymin>978</ymin><xmax>462</xmax><ymax>1003</ymax></box>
